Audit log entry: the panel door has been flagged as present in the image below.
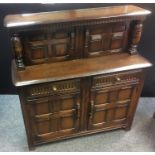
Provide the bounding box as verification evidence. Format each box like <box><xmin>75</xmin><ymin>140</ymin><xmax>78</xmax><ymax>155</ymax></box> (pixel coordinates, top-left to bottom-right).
<box><xmin>88</xmin><ymin>84</ymin><xmax>138</xmax><ymax>130</ymax></box>
<box><xmin>84</xmin><ymin>22</ymin><xmax>129</xmax><ymax>57</ymax></box>
<box><xmin>22</xmin><ymin>28</ymin><xmax>75</xmax><ymax>65</ymax></box>
<box><xmin>27</xmin><ymin>93</ymin><xmax>81</xmax><ymax>144</ymax></box>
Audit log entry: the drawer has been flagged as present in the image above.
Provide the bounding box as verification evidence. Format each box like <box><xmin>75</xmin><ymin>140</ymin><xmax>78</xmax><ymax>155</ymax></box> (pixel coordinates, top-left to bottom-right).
<box><xmin>26</xmin><ymin>79</ymin><xmax>80</xmax><ymax>98</ymax></box>
<box><xmin>92</xmin><ymin>70</ymin><xmax>142</xmax><ymax>89</ymax></box>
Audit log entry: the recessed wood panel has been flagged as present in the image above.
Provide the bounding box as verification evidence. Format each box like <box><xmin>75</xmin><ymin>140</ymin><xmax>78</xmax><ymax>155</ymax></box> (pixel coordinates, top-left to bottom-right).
<box><xmin>31</xmin><ymin>46</ymin><xmax>46</xmax><ymax>60</ymax></box>
<box><xmin>106</xmin><ymin>109</ymin><xmax>114</xmax><ymax>122</ymax></box>
<box><xmin>37</xmin><ymin>121</ymin><xmax>50</xmax><ymax>134</ymax></box>
<box><xmin>49</xmin><ymin>31</ymin><xmax>70</xmax><ymax>59</ymax></box>
<box><xmin>111</xmin><ymin>39</ymin><xmax>123</xmax><ymax>49</ymax></box>
<box><xmin>109</xmin><ymin>91</ymin><xmax>118</xmax><ymax>102</ymax></box>
<box><xmin>118</xmin><ymin>88</ymin><xmax>132</xmax><ymax>100</ymax></box>
<box><xmin>115</xmin><ymin>107</ymin><xmax>128</xmax><ymax>120</ymax></box>
<box><xmin>52</xmin><ymin>43</ymin><xmax>68</xmax><ymax>56</ymax></box>
<box><xmin>95</xmin><ymin>92</ymin><xmax>108</xmax><ymax>104</ymax></box>
<box><xmin>93</xmin><ymin>111</ymin><xmax>106</xmax><ymax>124</ymax></box>
<box><xmin>34</xmin><ymin>102</ymin><xmax>49</xmax><ymax>115</ymax></box>
<box><xmin>90</xmin><ymin>41</ymin><xmax>102</xmax><ymax>52</ymax></box>
<box><xmin>61</xmin><ymin>116</ymin><xmax>74</xmax><ymax>130</ymax></box>
<box><xmin>61</xmin><ymin>98</ymin><xmax>74</xmax><ymax>110</ymax></box>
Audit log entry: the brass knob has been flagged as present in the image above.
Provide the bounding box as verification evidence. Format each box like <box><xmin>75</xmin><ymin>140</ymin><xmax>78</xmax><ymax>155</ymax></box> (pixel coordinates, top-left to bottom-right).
<box><xmin>116</xmin><ymin>77</ymin><xmax>121</xmax><ymax>82</ymax></box>
<box><xmin>52</xmin><ymin>86</ymin><xmax>57</xmax><ymax>91</ymax></box>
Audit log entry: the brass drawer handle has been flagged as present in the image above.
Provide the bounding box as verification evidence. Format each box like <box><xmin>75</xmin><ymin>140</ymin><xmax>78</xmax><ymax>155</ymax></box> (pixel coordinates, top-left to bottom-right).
<box><xmin>115</xmin><ymin>77</ymin><xmax>121</xmax><ymax>82</ymax></box>
<box><xmin>52</xmin><ymin>86</ymin><xmax>57</xmax><ymax>91</ymax></box>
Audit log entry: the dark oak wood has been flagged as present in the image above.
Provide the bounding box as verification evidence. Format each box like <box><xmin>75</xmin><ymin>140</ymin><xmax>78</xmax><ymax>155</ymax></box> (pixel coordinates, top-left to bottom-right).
<box><xmin>12</xmin><ymin>53</ymin><xmax>151</xmax><ymax>87</ymax></box>
<box><xmin>4</xmin><ymin>5</ymin><xmax>150</xmax><ymax>28</ymax></box>
<box><xmin>4</xmin><ymin>5</ymin><xmax>151</xmax><ymax>69</ymax></box>
<box><xmin>4</xmin><ymin>5</ymin><xmax>152</xmax><ymax>150</ymax></box>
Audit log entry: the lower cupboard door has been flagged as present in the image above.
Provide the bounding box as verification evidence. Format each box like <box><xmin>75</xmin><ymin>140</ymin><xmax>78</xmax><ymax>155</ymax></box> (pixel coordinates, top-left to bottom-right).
<box><xmin>27</xmin><ymin>94</ymin><xmax>81</xmax><ymax>143</ymax></box>
<box><xmin>88</xmin><ymin>84</ymin><xmax>138</xmax><ymax>130</ymax></box>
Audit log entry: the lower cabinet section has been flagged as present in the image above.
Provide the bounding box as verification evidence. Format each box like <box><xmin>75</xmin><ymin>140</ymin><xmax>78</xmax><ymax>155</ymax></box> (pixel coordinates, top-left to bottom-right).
<box><xmin>20</xmin><ymin>69</ymin><xmax>145</xmax><ymax>149</ymax></box>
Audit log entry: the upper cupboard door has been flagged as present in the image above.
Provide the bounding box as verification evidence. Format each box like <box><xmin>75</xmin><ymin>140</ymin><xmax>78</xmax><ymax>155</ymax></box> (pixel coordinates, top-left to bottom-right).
<box><xmin>84</xmin><ymin>22</ymin><xmax>129</xmax><ymax>57</ymax></box>
<box><xmin>22</xmin><ymin>28</ymin><xmax>76</xmax><ymax>65</ymax></box>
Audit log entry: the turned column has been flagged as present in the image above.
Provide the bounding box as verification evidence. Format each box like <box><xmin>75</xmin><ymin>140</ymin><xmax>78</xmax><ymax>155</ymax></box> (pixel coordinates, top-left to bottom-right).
<box><xmin>11</xmin><ymin>34</ymin><xmax>25</xmax><ymax>70</ymax></box>
<box><xmin>128</xmin><ymin>20</ymin><xmax>143</xmax><ymax>55</ymax></box>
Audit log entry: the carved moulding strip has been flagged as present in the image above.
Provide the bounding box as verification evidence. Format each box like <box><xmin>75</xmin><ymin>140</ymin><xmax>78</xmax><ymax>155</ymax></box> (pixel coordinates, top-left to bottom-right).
<box><xmin>9</xmin><ymin>15</ymin><xmax>146</xmax><ymax>34</ymax></box>
<box><xmin>26</xmin><ymin>79</ymin><xmax>80</xmax><ymax>98</ymax></box>
<box><xmin>92</xmin><ymin>69</ymin><xmax>142</xmax><ymax>89</ymax></box>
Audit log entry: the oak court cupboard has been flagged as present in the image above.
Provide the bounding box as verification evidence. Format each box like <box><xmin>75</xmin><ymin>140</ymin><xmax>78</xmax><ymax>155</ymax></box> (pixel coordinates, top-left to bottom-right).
<box><xmin>4</xmin><ymin>5</ymin><xmax>152</xmax><ymax>150</ymax></box>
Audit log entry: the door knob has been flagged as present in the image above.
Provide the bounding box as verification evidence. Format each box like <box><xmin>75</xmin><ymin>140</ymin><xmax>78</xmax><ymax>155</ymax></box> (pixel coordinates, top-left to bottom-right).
<box><xmin>52</xmin><ymin>86</ymin><xmax>57</xmax><ymax>91</ymax></box>
<box><xmin>115</xmin><ymin>77</ymin><xmax>121</xmax><ymax>82</ymax></box>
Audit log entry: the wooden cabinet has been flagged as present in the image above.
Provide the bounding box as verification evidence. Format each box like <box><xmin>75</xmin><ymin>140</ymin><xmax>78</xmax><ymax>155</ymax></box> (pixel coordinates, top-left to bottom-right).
<box><xmin>4</xmin><ymin>5</ymin><xmax>152</xmax><ymax>149</ymax></box>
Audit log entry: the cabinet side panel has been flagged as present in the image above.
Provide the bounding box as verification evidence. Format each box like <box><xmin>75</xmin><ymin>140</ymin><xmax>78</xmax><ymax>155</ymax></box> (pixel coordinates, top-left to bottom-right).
<box><xmin>125</xmin><ymin>69</ymin><xmax>148</xmax><ymax>130</ymax></box>
<box><xmin>18</xmin><ymin>88</ymin><xmax>35</xmax><ymax>150</ymax></box>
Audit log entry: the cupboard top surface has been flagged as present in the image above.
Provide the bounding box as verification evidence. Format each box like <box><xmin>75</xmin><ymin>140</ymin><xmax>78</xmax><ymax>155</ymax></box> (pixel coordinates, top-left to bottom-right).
<box><xmin>4</xmin><ymin>5</ymin><xmax>151</xmax><ymax>28</ymax></box>
<box><xmin>12</xmin><ymin>53</ymin><xmax>152</xmax><ymax>87</ymax></box>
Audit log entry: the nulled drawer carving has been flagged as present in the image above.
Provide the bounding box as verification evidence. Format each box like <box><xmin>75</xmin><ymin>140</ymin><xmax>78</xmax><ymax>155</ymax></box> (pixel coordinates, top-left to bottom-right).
<box><xmin>26</xmin><ymin>79</ymin><xmax>80</xmax><ymax>98</ymax></box>
<box><xmin>92</xmin><ymin>70</ymin><xmax>141</xmax><ymax>88</ymax></box>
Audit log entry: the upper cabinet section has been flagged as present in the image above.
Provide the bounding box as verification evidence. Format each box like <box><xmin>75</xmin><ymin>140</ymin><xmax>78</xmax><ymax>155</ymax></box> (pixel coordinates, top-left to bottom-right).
<box><xmin>4</xmin><ymin>5</ymin><xmax>151</xmax><ymax>70</ymax></box>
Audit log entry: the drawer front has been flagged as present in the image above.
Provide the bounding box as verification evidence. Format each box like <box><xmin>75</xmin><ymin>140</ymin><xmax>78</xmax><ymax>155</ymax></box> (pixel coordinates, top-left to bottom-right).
<box><xmin>92</xmin><ymin>70</ymin><xmax>142</xmax><ymax>89</ymax></box>
<box><xmin>26</xmin><ymin>79</ymin><xmax>80</xmax><ymax>99</ymax></box>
